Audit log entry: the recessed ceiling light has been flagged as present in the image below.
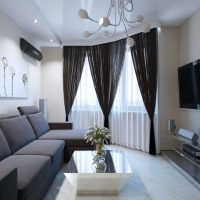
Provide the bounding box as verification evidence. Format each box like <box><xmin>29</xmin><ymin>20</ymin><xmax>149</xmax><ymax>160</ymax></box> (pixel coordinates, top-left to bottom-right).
<box><xmin>50</xmin><ymin>39</ymin><xmax>54</xmax><ymax>43</ymax></box>
<box><xmin>33</xmin><ymin>19</ymin><xmax>38</xmax><ymax>24</ymax></box>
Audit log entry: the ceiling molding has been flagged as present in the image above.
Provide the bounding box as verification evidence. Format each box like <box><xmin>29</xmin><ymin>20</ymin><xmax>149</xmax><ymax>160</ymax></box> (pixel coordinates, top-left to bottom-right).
<box><xmin>61</xmin><ymin>21</ymin><xmax>161</xmax><ymax>46</ymax></box>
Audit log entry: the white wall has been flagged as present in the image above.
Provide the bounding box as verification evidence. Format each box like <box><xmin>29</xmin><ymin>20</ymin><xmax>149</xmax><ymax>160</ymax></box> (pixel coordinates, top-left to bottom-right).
<box><xmin>41</xmin><ymin>47</ymin><xmax>65</xmax><ymax>122</ymax></box>
<box><xmin>158</xmin><ymin>27</ymin><xmax>180</xmax><ymax>150</ymax></box>
<box><xmin>0</xmin><ymin>11</ymin><xmax>41</xmax><ymax>114</ymax></box>
<box><xmin>179</xmin><ymin>9</ymin><xmax>200</xmax><ymax>137</ymax></box>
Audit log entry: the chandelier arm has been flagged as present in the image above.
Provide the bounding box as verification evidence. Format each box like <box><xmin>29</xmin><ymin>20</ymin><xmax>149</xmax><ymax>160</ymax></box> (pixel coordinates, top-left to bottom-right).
<box><xmin>107</xmin><ymin>0</ymin><xmax>113</xmax><ymax>18</ymax></box>
<box><xmin>123</xmin><ymin>0</ymin><xmax>134</xmax><ymax>12</ymax></box>
<box><xmin>109</xmin><ymin>12</ymin><xmax>123</xmax><ymax>26</ymax></box>
<box><xmin>88</xmin><ymin>17</ymin><xmax>99</xmax><ymax>23</ymax></box>
<box><xmin>114</xmin><ymin>0</ymin><xmax>117</xmax><ymax>32</ymax></box>
<box><xmin>108</xmin><ymin>0</ymin><xmax>123</xmax><ymax>27</ymax></box>
<box><xmin>90</xmin><ymin>24</ymin><xmax>103</xmax><ymax>35</ymax></box>
<box><xmin>124</xmin><ymin>18</ymin><xmax>139</xmax><ymax>24</ymax></box>
<box><xmin>122</xmin><ymin>18</ymin><xmax>129</xmax><ymax>37</ymax></box>
<box><xmin>88</xmin><ymin>0</ymin><xmax>113</xmax><ymax>24</ymax></box>
<box><xmin>127</xmin><ymin>23</ymin><xmax>140</xmax><ymax>28</ymax></box>
<box><xmin>110</xmin><ymin>0</ymin><xmax>117</xmax><ymax>35</ymax></box>
<box><xmin>122</xmin><ymin>4</ymin><xmax>139</xmax><ymax>24</ymax></box>
<box><xmin>123</xmin><ymin>12</ymin><xmax>138</xmax><ymax>24</ymax></box>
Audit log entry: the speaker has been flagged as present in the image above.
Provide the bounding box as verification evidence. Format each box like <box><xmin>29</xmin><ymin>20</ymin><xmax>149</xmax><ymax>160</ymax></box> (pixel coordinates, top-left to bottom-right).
<box><xmin>20</xmin><ymin>38</ymin><xmax>43</xmax><ymax>61</ymax></box>
<box><xmin>168</xmin><ymin>119</ymin><xmax>176</xmax><ymax>132</ymax></box>
<box><xmin>178</xmin><ymin>128</ymin><xmax>198</xmax><ymax>141</ymax></box>
<box><xmin>39</xmin><ymin>99</ymin><xmax>48</xmax><ymax>121</ymax></box>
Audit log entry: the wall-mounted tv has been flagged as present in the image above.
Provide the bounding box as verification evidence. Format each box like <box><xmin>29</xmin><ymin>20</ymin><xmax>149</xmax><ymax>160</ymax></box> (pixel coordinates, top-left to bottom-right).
<box><xmin>178</xmin><ymin>59</ymin><xmax>200</xmax><ymax>110</ymax></box>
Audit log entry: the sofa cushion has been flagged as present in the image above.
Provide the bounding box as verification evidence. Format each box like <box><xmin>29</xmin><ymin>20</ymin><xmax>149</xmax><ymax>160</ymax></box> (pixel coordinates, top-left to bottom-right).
<box><xmin>0</xmin><ymin>116</ymin><xmax>36</xmax><ymax>153</ymax></box>
<box><xmin>0</xmin><ymin>129</ymin><xmax>11</xmax><ymax>161</ymax></box>
<box><xmin>0</xmin><ymin>155</ymin><xmax>51</xmax><ymax>200</ymax></box>
<box><xmin>27</xmin><ymin>112</ymin><xmax>50</xmax><ymax>138</ymax></box>
<box><xmin>0</xmin><ymin>113</ymin><xmax>19</xmax><ymax>120</ymax></box>
<box><xmin>15</xmin><ymin>140</ymin><xmax>65</xmax><ymax>163</ymax></box>
<box><xmin>18</xmin><ymin>106</ymin><xmax>40</xmax><ymax>115</ymax></box>
<box><xmin>39</xmin><ymin>129</ymin><xmax>90</xmax><ymax>147</ymax></box>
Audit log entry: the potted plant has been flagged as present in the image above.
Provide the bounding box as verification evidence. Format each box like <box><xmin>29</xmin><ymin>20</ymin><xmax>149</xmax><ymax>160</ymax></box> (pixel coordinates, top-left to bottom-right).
<box><xmin>84</xmin><ymin>125</ymin><xmax>110</xmax><ymax>156</ymax></box>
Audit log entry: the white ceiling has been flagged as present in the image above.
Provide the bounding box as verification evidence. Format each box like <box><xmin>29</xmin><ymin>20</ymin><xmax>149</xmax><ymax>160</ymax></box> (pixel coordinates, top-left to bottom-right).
<box><xmin>0</xmin><ymin>0</ymin><xmax>200</xmax><ymax>47</ymax></box>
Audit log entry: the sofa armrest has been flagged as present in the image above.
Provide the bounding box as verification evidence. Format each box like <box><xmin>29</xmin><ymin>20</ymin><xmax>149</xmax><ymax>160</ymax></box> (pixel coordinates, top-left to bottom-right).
<box><xmin>0</xmin><ymin>167</ymin><xmax>17</xmax><ymax>200</ymax></box>
<box><xmin>48</xmin><ymin>122</ymin><xmax>73</xmax><ymax>130</ymax></box>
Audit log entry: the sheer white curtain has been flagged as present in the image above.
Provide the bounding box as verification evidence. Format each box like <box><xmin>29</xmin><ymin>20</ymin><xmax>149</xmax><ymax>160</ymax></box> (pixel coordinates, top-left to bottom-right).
<box><xmin>71</xmin><ymin>58</ymin><xmax>104</xmax><ymax>128</ymax></box>
<box><xmin>111</xmin><ymin>51</ymin><xmax>150</xmax><ymax>152</ymax></box>
<box><xmin>71</xmin><ymin>51</ymin><xmax>157</xmax><ymax>152</ymax></box>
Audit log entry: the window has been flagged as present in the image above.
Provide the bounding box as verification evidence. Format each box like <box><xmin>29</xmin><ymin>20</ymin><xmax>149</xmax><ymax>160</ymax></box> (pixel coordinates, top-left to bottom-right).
<box><xmin>71</xmin><ymin>50</ymin><xmax>153</xmax><ymax>152</ymax></box>
<box><xmin>73</xmin><ymin>51</ymin><xmax>144</xmax><ymax>112</ymax></box>
<box><xmin>112</xmin><ymin>51</ymin><xmax>145</xmax><ymax>112</ymax></box>
<box><xmin>72</xmin><ymin>57</ymin><xmax>101</xmax><ymax>110</ymax></box>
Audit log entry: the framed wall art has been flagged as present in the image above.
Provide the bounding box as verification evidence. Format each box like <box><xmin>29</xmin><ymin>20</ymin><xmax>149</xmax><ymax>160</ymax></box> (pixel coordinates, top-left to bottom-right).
<box><xmin>0</xmin><ymin>55</ymin><xmax>28</xmax><ymax>98</ymax></box>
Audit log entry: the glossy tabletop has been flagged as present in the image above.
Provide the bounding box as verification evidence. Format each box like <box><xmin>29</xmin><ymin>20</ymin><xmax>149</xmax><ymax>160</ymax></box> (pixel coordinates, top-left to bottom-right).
<box><xmin>67</xmin><ymin>150</ymin><xmax>132</xmax><ymax>173</ymax></box>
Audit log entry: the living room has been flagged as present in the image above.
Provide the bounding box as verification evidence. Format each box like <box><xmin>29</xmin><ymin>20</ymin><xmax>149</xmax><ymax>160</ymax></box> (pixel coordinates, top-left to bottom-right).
<box><xmin>0</xmin><ymin>0</ymin><xmax>200</xmax><ymax>200</ymax></box>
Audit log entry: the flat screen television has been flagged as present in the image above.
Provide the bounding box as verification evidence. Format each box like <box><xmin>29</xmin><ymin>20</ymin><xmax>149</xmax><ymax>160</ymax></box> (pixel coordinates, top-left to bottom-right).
<box><xmin>178</xmin><ymin>59</ymin><xmax>200</xmax><ymax>110</ymax></box>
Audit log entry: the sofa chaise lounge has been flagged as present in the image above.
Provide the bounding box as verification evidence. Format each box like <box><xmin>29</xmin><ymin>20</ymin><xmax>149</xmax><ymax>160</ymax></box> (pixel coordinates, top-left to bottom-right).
<box><xmin>0</xmin><ymin>106</ymin><xmax>93</xmax><ymax>200</ymax></box>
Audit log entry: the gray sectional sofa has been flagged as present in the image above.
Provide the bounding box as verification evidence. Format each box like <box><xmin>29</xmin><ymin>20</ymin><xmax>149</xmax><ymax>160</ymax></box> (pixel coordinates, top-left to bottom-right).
<box><xmin>0</xmin><ymin>106</ymin><xmax>93</xmax><ymax>200</ymax></box>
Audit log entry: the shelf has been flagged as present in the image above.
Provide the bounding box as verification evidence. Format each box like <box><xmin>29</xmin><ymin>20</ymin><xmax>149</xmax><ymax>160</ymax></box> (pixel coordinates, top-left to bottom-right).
<box><xmin>162</xmin><ymin>150</ymin><xmax>200</xmax><ymax>190</ymax></box>
<box><xmin>169</xmin><ymin>132</ymin><xmax>200</xmax><ymax>150</ymax></box>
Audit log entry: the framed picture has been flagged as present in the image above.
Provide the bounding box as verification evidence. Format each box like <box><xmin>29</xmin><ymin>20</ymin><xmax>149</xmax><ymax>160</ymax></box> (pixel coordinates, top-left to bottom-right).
<box><xmin>0</xmin><ymin>55</ymin><xmax>28</xmax><ymax>98</ymax></box>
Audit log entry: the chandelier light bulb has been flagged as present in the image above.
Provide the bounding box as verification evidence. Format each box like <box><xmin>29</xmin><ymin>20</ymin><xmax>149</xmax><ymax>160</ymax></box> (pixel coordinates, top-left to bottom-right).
<box><xmin>99</xmin><ymin>17</ymin><xmax>110</xmax><ymax>27</ymax></box>
<box><xmin>136</xmin><ymin>15</ymin><xmax>144</xmax><ymax>23</ymax></box>
<box><xmin>79</xmin><ymin>9</ymin><xmax>89</xmax><ymax>19</ymax></box>
<box><xmin>127</xmin><ymin>37</ymin><xmax>135</xmax><ymax>47</ymax></box>
<box><xmin>141</xmin><ymin>22</ymin><xmax>151</xmax><ymax>33</ymax></box>
<box><xmin>83</xmin><ymin>31</ymin><xmax>91</xmax><ymax>38</ymax></box>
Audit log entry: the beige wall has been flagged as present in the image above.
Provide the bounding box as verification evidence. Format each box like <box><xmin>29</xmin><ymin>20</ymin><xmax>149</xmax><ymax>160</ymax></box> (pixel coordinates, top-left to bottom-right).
<box><xmin>0</xmin><ymin>11</ymin><xmax>41</xmax><ymax>114</ymax></box>
<box><xmin>179</xmin><ymin>9</ymin><xmax>200</xmax><ymax>137</ymax></box>
<box><xmin>158</xmin><ymin>27</ymin><xmax>180</xmax><ymax>150</ymax></box>
<box><xmin>41</xmin><ymin>47</ymin><xmax>65</xmax><ymax>122</ymax></box>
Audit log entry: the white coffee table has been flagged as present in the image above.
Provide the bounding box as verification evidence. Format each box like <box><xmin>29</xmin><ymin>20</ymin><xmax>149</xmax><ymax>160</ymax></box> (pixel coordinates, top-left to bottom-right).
<box><xmin>65</xmin><ymin>150</ymin><xmax>133</xmax><ymax>195</ymax></box>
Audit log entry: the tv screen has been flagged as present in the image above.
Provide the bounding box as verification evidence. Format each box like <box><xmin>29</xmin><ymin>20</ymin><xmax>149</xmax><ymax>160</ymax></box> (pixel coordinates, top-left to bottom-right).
<box><xmin>178</xmin><ymin>60</ymin><xmax>200</xmax><ymax>110</ymax></box>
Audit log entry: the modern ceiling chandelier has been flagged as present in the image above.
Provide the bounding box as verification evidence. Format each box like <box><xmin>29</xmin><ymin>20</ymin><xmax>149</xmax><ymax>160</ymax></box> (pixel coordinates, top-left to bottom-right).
<box><xmin>78</xmin><ymin>0</ymin><xmax>151</xmax><ymax>47</ymax></box>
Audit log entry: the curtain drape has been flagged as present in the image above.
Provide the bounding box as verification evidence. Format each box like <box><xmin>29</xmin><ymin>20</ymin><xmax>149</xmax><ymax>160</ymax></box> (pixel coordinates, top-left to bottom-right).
<box><xmin>63</xmin><ymin>46</ymin><xmax>87</xmax><ymax>121</ymax></box>
<box><xmin>130</xmin><ymin>28</ymin><xmax>158</xmax><ymax>155</ymax></box>
<box><xmin>71</xmin><ymin>51</ymin><xmax>155</xmax><ymax>152</ymax></box>
<box><xmin>87</xmin><ymin>39</ymin><xmax>126</xmax><ymax>128</ymax></box>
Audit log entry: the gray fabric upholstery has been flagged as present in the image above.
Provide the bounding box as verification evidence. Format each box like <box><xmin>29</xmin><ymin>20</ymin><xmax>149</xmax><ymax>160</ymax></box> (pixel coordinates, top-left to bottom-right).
<box><xmin>39</xmin><ymin>129</ymin><xmax>90</xmax><ymax>147</ymax></box>
<box><xmin>0</xmin><ymin>166</ymin><xmax>17</xmax><ymax>200</ymax></box>
<box><xmin>15</xmin><ymin>140</ymin><xmax>65</xmax><ymax>163</ymax></box>
<box><xmin>49</xmin><ymin>122</ymin><xmax>73</xmax><ymax>130</ymax></box>
<box><xmin>0</xmin><ymin>129</ymin><xmax>11</xmax><ymax>161</ymax></box>
<box><xmin>0</xmin><ymin>113</ymin><xmax>19</xmax><ymax>120</ymax></box>
<box><xmin>0</xmin><ymin>155</ymin><xmax>51</xmax><ymax>200</ymax></box>
<box><xmin>0</xmin><ymin>116</ymin><xmax>36</xmax><ymax>153</ymax></box>
<box><xmin>18</xmin><ymin>106</ymin><xmax>40</xmax><ymax>115</ymax></box>
<box><xmin>25</xmin><ymin>149</ymin><xmax>64</xmax><ymax>200</ymax></box>
<box><xmin>27</xmin><ymin>112</ymin><xmax>50</xmax><ymax>138</ymax></box>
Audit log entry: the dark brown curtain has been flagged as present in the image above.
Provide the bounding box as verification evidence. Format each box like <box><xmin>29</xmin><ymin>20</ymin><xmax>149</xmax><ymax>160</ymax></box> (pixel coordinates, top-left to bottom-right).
<box><xmin>130</xmin><ymin>28</ymin><xmax>158</xmax><ymax>155</ymax></box>
<box><xmin>87</xmin><ymin>39</ymin><xmax>126</xmax><ymax>128</ymax></box>
<box><xmin>63</xmin><ymin>46</ymin><xmax>87</xmax><ymax>121</ymax></box>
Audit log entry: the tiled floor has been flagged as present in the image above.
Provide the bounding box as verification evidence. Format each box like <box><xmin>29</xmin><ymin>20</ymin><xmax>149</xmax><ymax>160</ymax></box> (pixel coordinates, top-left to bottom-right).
<box><xmin>44</xmin><ymin>145</ymin><xmax>200</xmax><ymax>200</ymax></box>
